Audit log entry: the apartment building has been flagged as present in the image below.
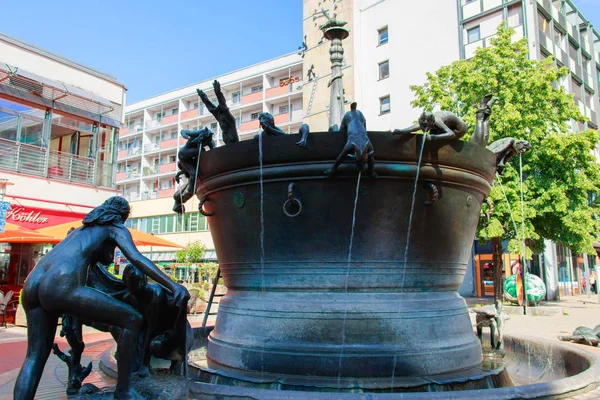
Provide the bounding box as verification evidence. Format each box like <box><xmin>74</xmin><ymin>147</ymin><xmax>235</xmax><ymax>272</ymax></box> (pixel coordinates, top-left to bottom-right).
<box><xmin>458</xmin><ymin>0</ymin><xmax>600</xmax><ymax>299</ymax></box>
<box><xmin>0</xmin><ymin>32</ymin><xmax>126</xmax><ymax>291</ymax></box>
<box><xmin>117</xmin><ymin>53</ymin><xmax>303</xmax><ymax>261</ymax></box>
<box><xmin>301</xmin><ymin>0</ymin><xmax>600</xmax><ymax>299</ymax></box>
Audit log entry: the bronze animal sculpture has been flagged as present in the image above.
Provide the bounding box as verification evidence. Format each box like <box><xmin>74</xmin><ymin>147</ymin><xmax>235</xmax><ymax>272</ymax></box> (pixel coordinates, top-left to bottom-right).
<box><xmin>14</xmin><ymin>197</ymin><xmax>189</xmax><ymax>400</ymax></box>
<box><xmin>488</xmin><ymin>138</ymin><xmax>532</xmax><ymax>175</ymax></box>
<box><xmin>173</xmin><ymin>128</ymin><xmax>214</xmax><ymax>214</ymax></box>
<box><xmin>325</xmin><ymin>103</ymin><xmax>376</xmax><ymax>179</ymax></box>
<box><xmin>472</xmin><ymin>300</ymin><xmax>510</xmax><ymax>351</ymax></box>
<box><xmin>558</xmin><ymin>325</ymin><xmax>600</xmax><ymax>346</ymax></box>
<box><xmin>471</xmin><ymin>94</ymin><xmax>498</xmax><ymax>147</ymax></box>
<box><xmin>197</xmin><ymin>80</ymin><xmax>239</xmax><ymax>144</ymax></box>
<box><xmin>394</xmin><ymin>110</ymin><xmax>468</xmax><ymax>141</ymax></box>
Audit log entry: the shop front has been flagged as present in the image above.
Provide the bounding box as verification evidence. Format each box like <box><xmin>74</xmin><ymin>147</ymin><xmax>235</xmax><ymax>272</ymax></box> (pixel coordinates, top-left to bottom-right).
<box><xmin>0</xmin><ymin>202</ymin><xmax>87</xmax><ymax>293</ymax></box>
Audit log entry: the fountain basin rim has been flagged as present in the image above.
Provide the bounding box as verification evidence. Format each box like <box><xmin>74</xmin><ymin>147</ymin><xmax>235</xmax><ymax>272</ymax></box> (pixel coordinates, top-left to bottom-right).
<box><xmin>188</xmin><ymin>334</ymin><xmax>600</xmax><ymax>399</ymax></box>
<box><xmin>198</xmin><ymin>162</ymin><xmax>492</xmax><ymax>199</ymax></box>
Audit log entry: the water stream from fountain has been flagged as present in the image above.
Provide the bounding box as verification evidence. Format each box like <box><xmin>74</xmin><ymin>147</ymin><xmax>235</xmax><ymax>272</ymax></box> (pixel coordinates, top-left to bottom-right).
<box><xmin>337</xmin><ymin>171</ymin><xmax>362</xmax><ymax>388</ymax></box>
<box><xmin>390</xmin><ymin>133</ymin><xmax>428</xmax><ymax>390</ymax></box>
<box><xmin>258</xmin><ymin>133</ymin><xmax>265</xmax><ymax>377</ymax></box>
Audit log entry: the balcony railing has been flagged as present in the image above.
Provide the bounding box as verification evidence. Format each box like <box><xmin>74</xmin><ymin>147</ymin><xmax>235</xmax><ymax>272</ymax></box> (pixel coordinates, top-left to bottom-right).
<box><xmin>118</xmin><ymin>147</ymin><xmax>142</xmax><ymax>159</ymax></box>
<box><xmin>116</xmin><ymin>170</ymin><xmax>141</xmax><ymax>182</ymax></box>
<box><xmin>242</xmin><ymin>91</ymin><xmax>263</xmax><ymax>105</ymax></box>
<box><xmin>240</xmin><ymin>119</ymin><xmax>260</xmax><ymax>132</ymax></box>
<box><xmin>0</xmin><ymin>138</ymin><xmax>113</xmax><ymax>187</ymax></box>
<box><xmin>161</xmin><ymin>114</ymin><xmax>178</xmax><ymax>125</ymax></box>
<box><xmin>143</xmin><ymin>165</ymin><xmax>160</xmax><ymax>176</ymax></box>
<box><xmin>158</xmin><ymin>188</ymin><xmax>175</xmax><ymax>198</ymax></box>
<box><xmin>141</xmin><ymin>191</ymin><xmax>159</xmax><ymax>200</ymax></box>
<box><xmin>123</xmin><ymin>192</ymin><xmax>140</xmax><ymax>202</ymax></box>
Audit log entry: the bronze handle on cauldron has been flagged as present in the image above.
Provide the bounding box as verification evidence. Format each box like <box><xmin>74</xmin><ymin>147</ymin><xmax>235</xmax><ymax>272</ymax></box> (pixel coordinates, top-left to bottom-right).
<box><xmin>283</xmin><ymin>183</ymin><xmax>302</xmax><ymax>217</ymax></box>
<box><xmin>199</xmin><ymin>195</ymin><xmax>214</xmax><ymax>216</ymax></box>
<box><xmin>424</xmin><ymin>183</ymin><xmax>439</xmax><ymax>206</ymax></box>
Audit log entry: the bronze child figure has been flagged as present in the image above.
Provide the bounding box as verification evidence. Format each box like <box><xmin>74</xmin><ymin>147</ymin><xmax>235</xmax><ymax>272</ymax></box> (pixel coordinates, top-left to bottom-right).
<box><xmin>394</xmin><ymin>110</ymin><xmax>468</xmax><ymax>141</ymax></box>
<box><xmin>325</xmin><ymin>102</ymin><xmax>376</xmax><ymax>178</ymax></box>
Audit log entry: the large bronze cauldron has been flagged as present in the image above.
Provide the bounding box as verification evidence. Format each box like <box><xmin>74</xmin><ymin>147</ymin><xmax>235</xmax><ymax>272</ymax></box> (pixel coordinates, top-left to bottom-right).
<box><xmin>197</xmin><ymin>132</ymin><xmax>495</xmax><ymax>381</ymax></box>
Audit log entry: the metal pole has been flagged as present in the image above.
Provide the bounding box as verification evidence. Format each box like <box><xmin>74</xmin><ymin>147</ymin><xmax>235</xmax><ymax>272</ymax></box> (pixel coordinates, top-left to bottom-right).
<box><xmin>202</xmin><ymin>267</ymin><xmax>221</xmax><ymax>328</ymax></box>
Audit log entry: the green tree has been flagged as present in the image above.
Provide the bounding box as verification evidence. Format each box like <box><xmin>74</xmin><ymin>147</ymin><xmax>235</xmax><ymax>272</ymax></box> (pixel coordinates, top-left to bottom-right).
<box><xmin>410</xmin><ymin>24</ymin><xmax>600</xmax><ymax>300</ymax></box>
<box><xmin>176</xmin><ymin>240</ymin><xmax>207</xmax><ymax>283</ymax></box>
<box><xmin>176</xmin><ymin>240</ymin><xmax>207</xmax><ymax>264</ymax></box>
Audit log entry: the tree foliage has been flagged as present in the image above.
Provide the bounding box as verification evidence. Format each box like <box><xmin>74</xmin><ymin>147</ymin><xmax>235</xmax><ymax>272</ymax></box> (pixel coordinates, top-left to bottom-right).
<box><xmin>410</xmin><ymin>24</ymin><xmax>600</xmax><ymax>255</ymax></box>
<box><xmin>176</xmin><ymin>240</ymin><xmax>207</xmax><ymax>264</ymax></box>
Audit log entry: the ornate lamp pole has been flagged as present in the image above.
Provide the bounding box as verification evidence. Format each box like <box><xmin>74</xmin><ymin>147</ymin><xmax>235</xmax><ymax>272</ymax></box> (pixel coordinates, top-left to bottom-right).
<box><xmin>320</xmin><ymin>15</ymin><xmax>349</xmax><ymax>129</ymax></box>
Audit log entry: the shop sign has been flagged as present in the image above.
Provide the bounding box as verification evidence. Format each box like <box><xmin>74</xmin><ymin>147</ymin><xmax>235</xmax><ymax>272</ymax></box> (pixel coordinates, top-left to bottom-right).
<box><xmin>4</xmin><ymin>205</ymin><xmax>87</xmax><ymax>230</ymax></box>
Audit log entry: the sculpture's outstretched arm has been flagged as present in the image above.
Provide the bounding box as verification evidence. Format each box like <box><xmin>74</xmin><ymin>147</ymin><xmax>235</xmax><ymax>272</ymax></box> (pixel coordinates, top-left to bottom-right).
<box><xmin>197</xmin><ymin>89</ymin><xmax>217</xmax><ymax>113</ymax></box>
<box><xmin>213</xmin><ymin>80</ymin><xmax>227</xmax><ymax>107</ymax></box>
<box><xmin>393</xmin><ymin>123</ymin><xmax>421</xmax><ymax>135</ymax></box>
<box><xmin>112</xmin><ymin>225</ymin><xmax>189</xmax><ymax>307</ymax></box>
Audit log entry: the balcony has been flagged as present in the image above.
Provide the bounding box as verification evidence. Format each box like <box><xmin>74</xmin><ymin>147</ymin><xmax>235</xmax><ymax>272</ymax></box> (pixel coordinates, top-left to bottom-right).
<box><xmin>0</xmin><ymin>138</ymin><xmax>115</xmax><ymax>187</ymax></box>
<box><xmin>461</xmin><ymin>0</ymin><xmax>502</xmax><ymax>20</ymax></box>
<box><xmin>143</xmin><ymin>165</ymin><xmax>160</xmax><ymax>176</ymax></box>
<box><xmin>145</xmin><ymin>119</ymin><xmax>162</xmax><ymax>130</ymax></box>
<box><xmin>118</xmin><ymin>147</ymin><xmax>142</xmax><ymax>159</ymax></box>
<box><xmin>161</xmin><ymin>114</ymin><xmax>178</xmax><ymax>126</ymax></box>
<box><xmin>120</xmin><ymin>127</ymin><xmax>129</xmax><ymax>136</ymax></box>
<box><xmin>119</xmin><ymin>125</ymin><xmax>144</xmax><ymax>137</ymax></box>
<box><xmin>159</xmin><ymin>163</ymin><xmax>177</xmax><ymax>174</ymax></box>
<box><xmin>158</xmin><ymin>187</ymin><xmax>175</xmax><ymax>198</ymax></box>
<box><xmin>141</xmin><ymin>191</ymin><xmax>158</xmax><ymax>200</ymax></box>
<box><xmin>160</xmin><ymin>138</ymin><xmax>179</xmax><ymax>150</ymax></box>
<box><xmin>144</xmin><ymin>143</ymin><xmax>160</xmax><ymax>153</ymax></box>
<box><xmin>242</xmin><ymin>91</ymin><xmax>263</xmax><ymax>105</ymax></box>
<box><xmin>266</xmin><ymin>85</ymin><xmax>290</xmax><ymax>99</ymax></box>
<box><xmin>124</xmin><ymin>192</ymin><xmax>141</xmax><ymax>202</ymax></box>
<box><xmin>240</xmin><ymin>119</ymin><xmax>260</xmax><ymax>132</ymax></box>
<box><xmin>273</xmin><ymin>113</ymin><xmax>289</xmax><ymax>125</ymax></box>
<box><xmin>116</xmin><ymin>170</ymin><xmax>141</xmax><ymax>182</ymax></box>
<box><xmin>181</xmin><ymin>109</ymin><xmax>199</xmax><ymax>121</ymax></box>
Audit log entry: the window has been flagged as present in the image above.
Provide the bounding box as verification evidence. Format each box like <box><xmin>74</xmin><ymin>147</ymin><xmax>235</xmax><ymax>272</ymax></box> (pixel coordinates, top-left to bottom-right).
<box><xmin>235</xmin><ymin>117</ymin><xmax>241</xmax><ymax>127</ymax></box>
<box><xmin>210</xmin><ymin>122</ymin><xmax>218</xmax><ymax>132</ymax></box>
<box><xmin>251</xmin><ymin>112</ymin><xmax>260</xmax><ymax>120</ymax></box>
<box><xmin>154</xmin><ymin>135</ymin><xmax>160</xmax><ymax>144</ymax></box>
<box><xmin>507</xmin><ymin>5</ymin><xmax>523</xmax><ymax>28</ymax></box>
<box><xmin>378</xmin><ymin>27</ymin><xmax>388</xmax><ymax>45</ymax></box>
<box><xmin>193</xmin><ymin>102</ymin><xmax>198</xmax><ymax>109</ymax></box>
<box><xmin>251</xmin><ymin>85</ymin><xmax>263</xmax><ymax>93</ymax></box>
<box><xmin>170</xmin><ymin>131</ymin><xmax>177</xmax><ymax>139</ymax></box>
<box><xmin>232</xmin><ymin>92</ymin><xmax>241</xmax><ymax>103</ymax></box>
<box><xmin>378</xmin><ymin>60</ymin><xmax>390</xmax><ymax>80</ymax></box>
<box><xmin>278</xmin><ymin>105</ymin><xmax>289</xmax><ymax>114</ymax></box>
<box><xmin>171</xmin><ymin>108</ymin><xmax>178</xmax><ymax>115</ymax></box>
<box><xmin>379</xmin><ymin>95</ymin><xmax>390</xmax><ymax>114</ymax></box>
<box><xmin>156</xmin><ymin>112</ymin><xmax>162</xmax><ymax>121</ymax></box>
<box><xmin>467</xmin><ymin>26</ymin><xmax>480</xmax><ymax>44</ymax></box>
<box><xmin>538</xmin><ymin>14</ymin><xmax>550</xmax><ymax>35</ymax></box>
<box><xmin>170</xmin><ymin>155</ymin><xmax>176</xmax><ymax>163</ymax></box>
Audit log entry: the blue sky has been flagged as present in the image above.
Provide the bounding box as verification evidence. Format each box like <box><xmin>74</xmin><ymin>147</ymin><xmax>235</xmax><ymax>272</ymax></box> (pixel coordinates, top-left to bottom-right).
<box><xmin>0</xmin><ymin>0</ymin><xmax>303</xmax><ymax>103</ymax></box>
<box><xmin>0</xmin><ymin>0</ymin><xmax>598</xmax><ymax>104</ymax></box>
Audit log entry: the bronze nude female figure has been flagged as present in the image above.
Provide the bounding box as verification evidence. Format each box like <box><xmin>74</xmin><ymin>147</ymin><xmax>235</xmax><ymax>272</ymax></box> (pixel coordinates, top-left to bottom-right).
<box><xmin>13</xmin><ymin>196</ymin><xmax>189</xmax><ymax>400</ymax></box>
